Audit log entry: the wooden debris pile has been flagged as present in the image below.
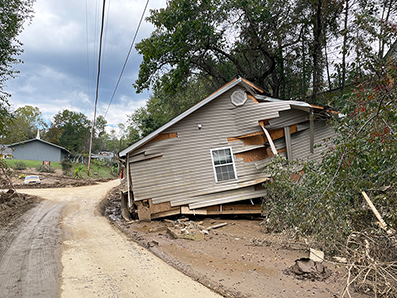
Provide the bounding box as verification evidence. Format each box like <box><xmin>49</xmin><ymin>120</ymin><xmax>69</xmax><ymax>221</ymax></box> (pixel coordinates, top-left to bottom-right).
<box><xmin>342</xmin><ymin>191</ymin><xmax>397</xmax><ymax>297</ymax></box>
<box><xmin>164</xmin><ymin>218</ymin><xmax>228</xmax><ymax>241</ymax></box>
<box><xmin>343</xmin><ymin>231</ymin><xmax>397</xmax><ymax>298</ymax></box>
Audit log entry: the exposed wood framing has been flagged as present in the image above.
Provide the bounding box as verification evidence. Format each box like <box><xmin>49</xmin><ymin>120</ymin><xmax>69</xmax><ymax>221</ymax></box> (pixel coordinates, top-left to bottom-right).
<box><xmin>247</xmin><ymin>93</ymin><xmax>259</xmax><ymax>103</ymax></box>
<box><xmin>151</xmin><ymin>208</ymin><xmax>181</xmax><ymax>219</ymax></box>
<box><xmin>228</xmin><ymin>124</ymin><xmax>298</xmax><ymax>145</ymax></box>
<box><xmin>149</xmin><ymin>132</ymin><xmax>178</xmax><ymax>143</ymax></box>
<box><xmin>241</xmin><ymin>77</ymin><xmax>266</xmax><ymax>93</ymax></box>
<box><xmin>227</xmin><ymin>131</ymin><xmax>264</xmax><ymax>142</ymax></box>
<box><xmin>181</xmin><ymin>204</ymin><xmax>262</xmax><ymax>216</ymax></box>
<box><xmin>206</xmin><ymin>204</ymin><xmax>262</xmax><ymax>215</ymax></box>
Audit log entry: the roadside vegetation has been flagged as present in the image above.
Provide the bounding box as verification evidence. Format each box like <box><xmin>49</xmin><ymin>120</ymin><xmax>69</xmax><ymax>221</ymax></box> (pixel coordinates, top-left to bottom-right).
<box><xmin>4</xmin><ymin>159</ymin><xmax>116</xmax><ymax>179</ymax></box>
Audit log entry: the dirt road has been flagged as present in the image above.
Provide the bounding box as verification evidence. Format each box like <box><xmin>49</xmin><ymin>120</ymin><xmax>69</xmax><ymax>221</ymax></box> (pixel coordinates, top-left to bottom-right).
<box><xmin>1</xmin><ymin>180</ymin><xmax>221</xmax><ymax>297</ymax></box>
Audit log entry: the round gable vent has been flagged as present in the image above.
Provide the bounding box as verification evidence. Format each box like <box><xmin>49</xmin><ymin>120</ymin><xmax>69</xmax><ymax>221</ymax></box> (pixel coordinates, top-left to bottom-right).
<box><xmin>231</xmin><ymin>89</ymin><xmax>247</xmax><ymax>107</ymax></box>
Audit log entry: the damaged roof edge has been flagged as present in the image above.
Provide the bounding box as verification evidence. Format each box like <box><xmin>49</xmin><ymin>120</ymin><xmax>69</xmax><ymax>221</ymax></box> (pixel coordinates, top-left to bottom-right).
<box><xmin>119</xmin><ymin>77</ymin><xmax>253</xmax><ymax>157</ymax></box>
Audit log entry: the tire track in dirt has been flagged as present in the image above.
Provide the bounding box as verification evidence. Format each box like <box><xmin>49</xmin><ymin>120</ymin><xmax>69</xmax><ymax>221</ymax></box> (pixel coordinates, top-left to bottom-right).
<box><xmin>0</xmin><ymin>200</ymin><xmax>64</xmax><ymax>297</ymax></box>
<box><xmin>5</xmin><ymin>180</ymin><xmax>221</xmax><ymax>298</ymax></box>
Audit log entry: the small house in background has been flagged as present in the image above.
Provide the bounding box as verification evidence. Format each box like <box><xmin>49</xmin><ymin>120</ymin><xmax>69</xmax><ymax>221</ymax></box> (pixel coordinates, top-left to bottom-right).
<box><xmin>0</xmin><ymin>145</ymin><xmax>13</xmax><ymax>159</ymax></box>
<box><xmin>92</xmin><ymin>150</ymin><xmax>115</xmax><ymax>162</ymax></box>
<box><xmin>9</xmin><ymin>138</ymin><xmax>70</xmax><ymax>162</ymax></box>
<box><xmin>119</xmin><ymin>77</ymin><xmax>337</xmax><ymax>221</ymax></box>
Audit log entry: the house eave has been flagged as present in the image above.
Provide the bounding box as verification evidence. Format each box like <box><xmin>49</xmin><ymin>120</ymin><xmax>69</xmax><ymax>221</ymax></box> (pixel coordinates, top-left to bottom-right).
<box><xmin>119</xmin><ymin>77</ymin><xmax>259</xmax><ymax>157</ymax></box>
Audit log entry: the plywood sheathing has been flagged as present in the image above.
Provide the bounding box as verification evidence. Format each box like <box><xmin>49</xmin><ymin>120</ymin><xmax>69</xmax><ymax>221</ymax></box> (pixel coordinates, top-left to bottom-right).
<box><xmin>235</xmin><ymin>148</ymin><xmax>268</xmax><ymax>162</ymax></box>
<box><xmin>228</xmin><ymin>124</ymin><xmax>297</xmax><ymax>144</ymax></box>
<box><xmin>149</xmin><ymin>132</ymin><xmax>178</xmax><ymax>143</ymax></box>
<box><xmin>149</xmin><ymin>199</ymin><xmax>173</xmax><ymax>214</ymax></box>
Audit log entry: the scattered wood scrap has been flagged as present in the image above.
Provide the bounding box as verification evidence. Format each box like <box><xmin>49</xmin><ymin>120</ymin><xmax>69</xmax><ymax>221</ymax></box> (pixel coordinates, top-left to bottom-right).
<box><xmin>163</xmin><ymin>219</ymin><xmax>228</xmax><ymax>241</ymax></box>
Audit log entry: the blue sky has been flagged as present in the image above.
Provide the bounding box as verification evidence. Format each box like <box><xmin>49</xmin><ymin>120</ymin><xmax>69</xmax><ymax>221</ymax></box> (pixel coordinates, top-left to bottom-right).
<box><xmin>6</xmin><ymin>0</ymin><xmax>166</xmax><ymax>132</ymax></box>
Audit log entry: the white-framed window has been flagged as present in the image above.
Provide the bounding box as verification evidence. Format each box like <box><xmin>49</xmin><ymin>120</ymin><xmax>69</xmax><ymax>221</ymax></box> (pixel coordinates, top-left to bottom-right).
<box><xmin>210</xmin><ymin>147</ymin><xmax>237</xmax><ymax>182</ymax></box>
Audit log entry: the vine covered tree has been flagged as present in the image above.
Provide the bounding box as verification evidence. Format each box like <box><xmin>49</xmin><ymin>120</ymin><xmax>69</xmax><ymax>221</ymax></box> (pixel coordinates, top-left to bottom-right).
<box><xmin>0</xmin><ymin>0</ymin><xmax>35</xmax><ymax>138</ymax></box>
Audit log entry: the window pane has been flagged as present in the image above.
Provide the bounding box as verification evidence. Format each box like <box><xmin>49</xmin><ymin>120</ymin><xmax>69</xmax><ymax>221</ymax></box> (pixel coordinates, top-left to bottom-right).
<box><xmin>215</xmin><ymin>165</ymin><xmax>236</xmax><ymax>181</ymax></box>
<box><xmin>212</xmin><ymin>151</ymin><xmax>221</xmax><ymax>165</ymax></box>
<box><xmin>225</xmin><ymin>149</ymin><xmax>232</xmax><ymax>163</ymax></box>
<box><xmin>218</xmin><ymin>149</ymin><xmax>226</xmax><ymax>164</ymax></box>
<box><xmin>212</xmin><ymin>148</ymin><xmax>236</xmax><ymax>182</ymax></box>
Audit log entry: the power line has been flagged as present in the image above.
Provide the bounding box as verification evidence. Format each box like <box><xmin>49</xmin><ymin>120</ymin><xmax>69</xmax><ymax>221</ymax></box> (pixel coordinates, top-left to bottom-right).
<box><xmin>104</xmin><ymin>0</ymin><xmax>150</xmax><ymax>118</ymax></box>
<box><xmin>88</xmin><ymin>0</ymin><xmax>107</xmax><ymax>175</ymax></box>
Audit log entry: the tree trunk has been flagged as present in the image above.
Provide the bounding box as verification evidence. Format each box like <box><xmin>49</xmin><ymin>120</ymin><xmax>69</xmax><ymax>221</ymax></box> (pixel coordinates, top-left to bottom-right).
<box><xmin>312</xmin><ymin>0</ymin><xmax>323</xmax><ymax>103</ymax></box>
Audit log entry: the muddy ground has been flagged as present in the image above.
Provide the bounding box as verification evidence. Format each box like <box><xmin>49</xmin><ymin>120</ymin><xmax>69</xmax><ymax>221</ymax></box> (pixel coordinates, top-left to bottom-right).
<box><xmin>104</xmin><ymin>187</ymin><xmax>368</xmax><ymax>298</ymax></box>
<box><xmin>0</xmin><ymin>170</ymin><xmax>368</xmax><ymax>298</ymax></box>
<box><xmin>0</xmin><ymin>169</ymin><xmax>112</xmax><ymax>229</ymax></box>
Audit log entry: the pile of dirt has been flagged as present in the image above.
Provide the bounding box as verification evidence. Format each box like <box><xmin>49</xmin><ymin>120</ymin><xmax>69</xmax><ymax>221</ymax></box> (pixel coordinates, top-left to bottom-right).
<box><xmin>0</xmin><ymin>189</ymin><xmax>41</xmax><ymax>229</ymax></box>
<box><xmin>103</xmin><ymin>186</ymin><xmax>366</xmax><ymax>298</ymax></box>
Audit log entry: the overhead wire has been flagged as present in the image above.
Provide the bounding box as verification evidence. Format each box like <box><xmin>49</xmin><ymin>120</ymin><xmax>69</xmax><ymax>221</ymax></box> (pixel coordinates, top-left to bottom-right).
<box><xmin>104</xmin><ymin>0</ymin><xmax>150</xmax><ymax>118</ymax></box>
<box><xmin>88</xmin><ymin>0</ymin><xmax>107</xmax><ymax>175</ymax></box>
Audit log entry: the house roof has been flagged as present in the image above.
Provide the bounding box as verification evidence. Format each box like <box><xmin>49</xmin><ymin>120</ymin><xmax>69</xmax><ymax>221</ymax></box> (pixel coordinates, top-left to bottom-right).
<box><xmin>10</xmin><ymin>138</ymin><xmax>71</xmax><ymax>153</ymax></box>
<box><xmin>0</xmin><ymin>145</ymin><xmax>13</xmax><ymax>155</ymax></box>
<box><xmin>120</xmin><ymin>77</ymin><xmax>258</xmax><ymax>157</ymax></box>
<box><xmin>118</xmin><ymin>77</ymin><xmax>317</xmax><ymax>158</ymax></box>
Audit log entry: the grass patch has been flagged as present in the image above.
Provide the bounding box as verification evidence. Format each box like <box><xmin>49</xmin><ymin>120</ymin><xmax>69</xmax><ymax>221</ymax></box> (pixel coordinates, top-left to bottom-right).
<box><xmin>5</xmin><ymin>159</ymin><xmax>62</xmax><ymax>169</ymax></box>
<box><xmin>4</xmin><ymin>159</ymin><xmax>116</xmax><ymax>179</ymax></box>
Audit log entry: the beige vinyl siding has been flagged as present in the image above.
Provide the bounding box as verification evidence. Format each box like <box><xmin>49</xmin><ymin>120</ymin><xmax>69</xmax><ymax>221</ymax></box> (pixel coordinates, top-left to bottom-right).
<box><xmin>128</xmin><ymin>84</ymin><xmax>336</xmax><ymax>210</ymax></box>
<box><xmin>129</xmin><ymin>87</ymin><xmax>270</xmax><ymax>208</ymax></box>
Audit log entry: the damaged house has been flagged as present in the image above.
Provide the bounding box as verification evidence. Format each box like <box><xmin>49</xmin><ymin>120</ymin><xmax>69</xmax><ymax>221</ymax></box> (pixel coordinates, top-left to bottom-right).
<box><xmin>119</xmin><ymin>78</ymin><xmax>336</xmax><ymax>221</ymax></box>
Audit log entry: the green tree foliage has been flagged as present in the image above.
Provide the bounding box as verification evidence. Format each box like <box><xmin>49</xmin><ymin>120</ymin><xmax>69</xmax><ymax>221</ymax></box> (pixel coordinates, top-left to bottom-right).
<box><xmin>3</xmin><ymin>105</ymin><xmax>46</xmax><ymax>143</ymax></box>
<box><xmin>263</xmin><ymin>51</ymin><xmax>397</xmax><ymax>253</ymax></box>
<box><xmin>135</xmin><ymin>0</ymin><xmax>345</xmax><ymax>101</ymax></box>
<box><xmin>47</xmin><ymin>110</ymin><xmax>91</xmax><ymax>153</ymax></box>
<box><xmin>92</xmin><ymin>115</ymin><xmax>108</xmax><ymax>152</ymax></box>
<box><xmin>0</xmin><ymin>0</ymin><xmax>34</xmax><ymax>138</ymax></box>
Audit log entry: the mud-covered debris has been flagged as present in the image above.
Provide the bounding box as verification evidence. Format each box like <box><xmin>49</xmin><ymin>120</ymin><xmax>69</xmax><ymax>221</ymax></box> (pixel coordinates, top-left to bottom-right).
<box><xmin>249</xmin><ymin>237</ymin><xmax>271</xmax><ymax>246</ymax></box>
<box><xmin>283</xmin><ymin>258</ymin><xmax>332</xmax><ymax>281</ymax></box>
<box><xmin>167</xmin><ymin>226</ymin><xmax>204</xmax><ymax>241</ymax></box>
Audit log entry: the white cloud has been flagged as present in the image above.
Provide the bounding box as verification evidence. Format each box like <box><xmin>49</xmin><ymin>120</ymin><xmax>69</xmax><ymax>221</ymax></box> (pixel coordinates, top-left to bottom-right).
<box><xmin>7</xmin><ymin>0</ymin><xmax>166</xmax><ymax>130</ymax></box>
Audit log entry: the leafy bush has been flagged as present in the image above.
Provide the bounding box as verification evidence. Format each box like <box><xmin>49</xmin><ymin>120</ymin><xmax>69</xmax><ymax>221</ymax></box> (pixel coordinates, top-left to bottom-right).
<box><xmin>74</xmin><ymin>165</ymin><xmax>85</xmax><ymax>178</ymax></box>
<box><xmin>61</xmin><ymin>160</ymin><xmax>73</xmax><ymax>175</ymax></box>
<box><xmin>14</xmin><ymin>161</ymin><xmax>27</xmax><ymax>170</ymax></box>
<box><xmin>262</xmin><ymin>63</ymin><xmax>397</xmax><ymax>254</ymax></box>
<box><xmin>36</xmin><ymin>165</ymin><xmax>55</xmax><ymax>173</ymax></box>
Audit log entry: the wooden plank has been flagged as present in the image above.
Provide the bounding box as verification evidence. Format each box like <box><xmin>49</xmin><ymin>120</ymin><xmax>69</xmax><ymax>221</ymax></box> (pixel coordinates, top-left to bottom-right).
<box><xmin>362</xmin><ymin>191</ymin><xmax>391</xmax><ymax>234</ymax></box>
<box><xmin>151</xmin><ymin>208</ymin><xmax>181</xmax><ymax>219</ymax></box>
<box><xmin>247</xmin><ymin>93</ymin><xmax>259</xmax><ymax>103</ymax></box>
<box><xmin>181</xmin><ymin>206</ymin><xmax>208</xmax><ymax>215</ymax></box>
<box><xmin>149</xmin><ymin>199</ymin><xmax>173</xmax><ymax>214</ymax></box>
